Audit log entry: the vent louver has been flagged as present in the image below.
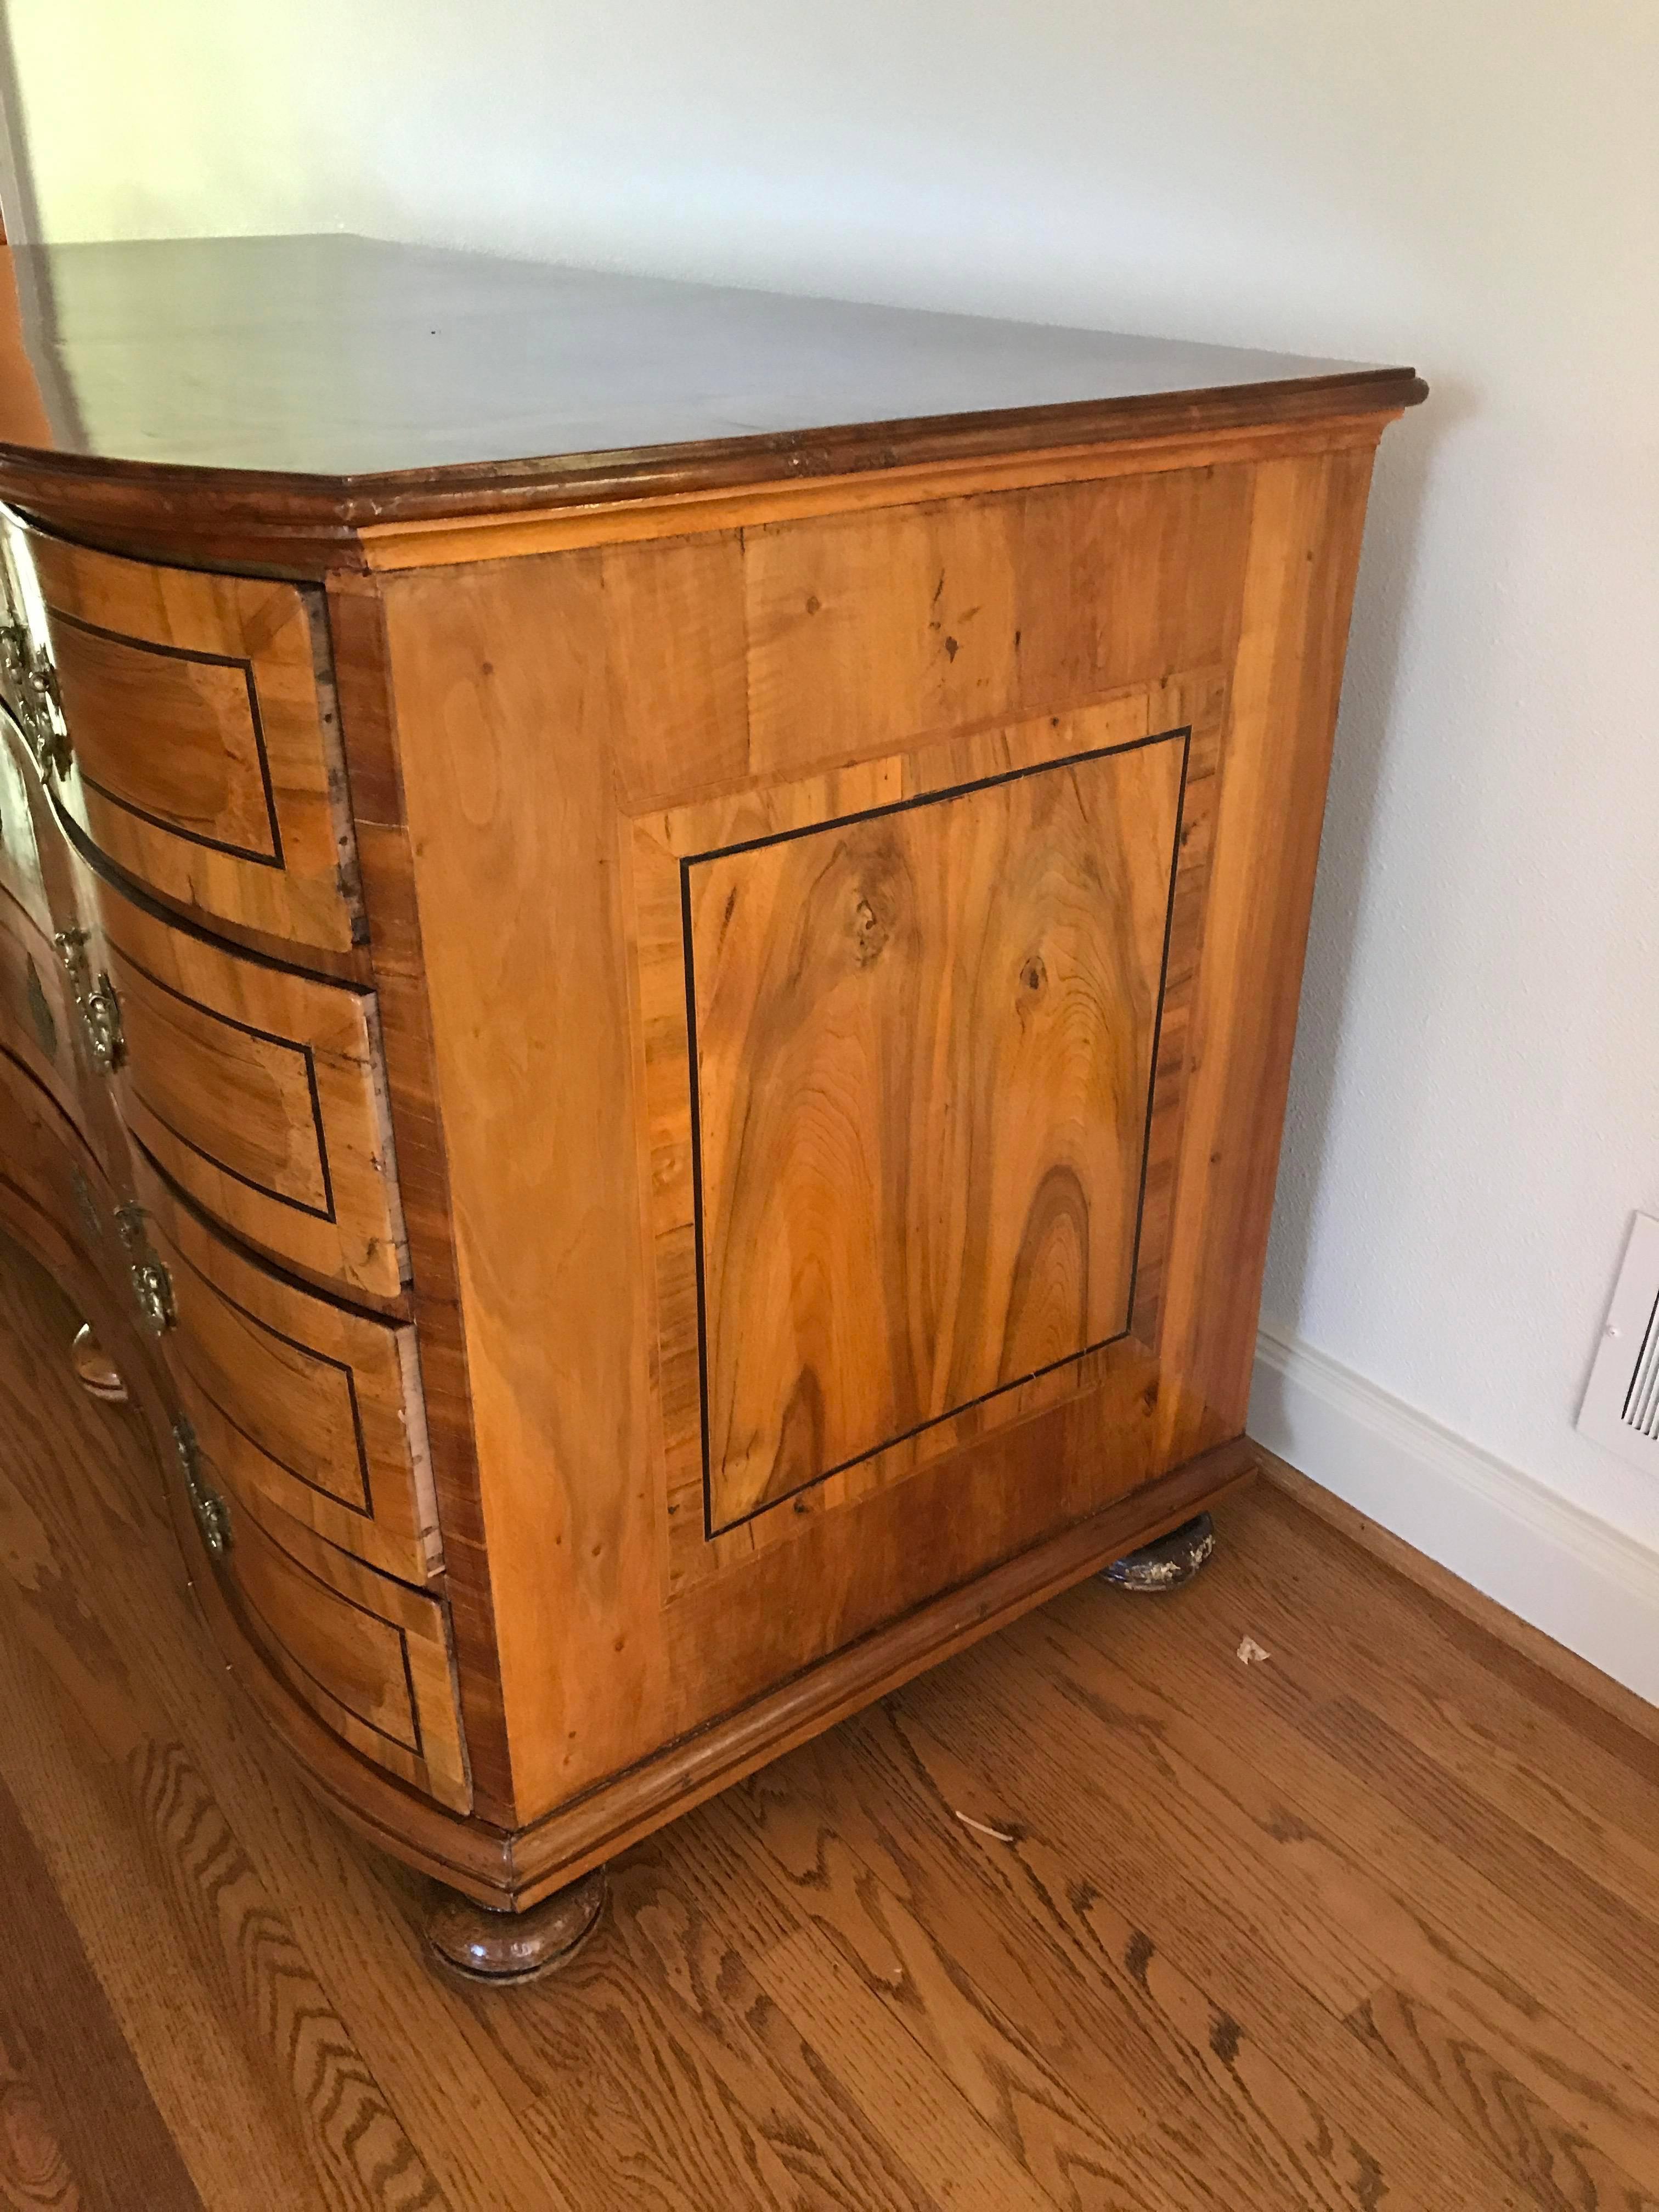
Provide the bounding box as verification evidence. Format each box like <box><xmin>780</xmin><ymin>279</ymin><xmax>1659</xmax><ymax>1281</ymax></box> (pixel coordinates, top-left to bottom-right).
<box><xmin>1621</xmin><ymin>1293</ymin><xmax>1659</xmax><ymax>1441</ymax></box>
<box><xmin>1578</xmin><ymin>1214</ymin><xmax>1659</xmax><ymax>1472</ymax></box>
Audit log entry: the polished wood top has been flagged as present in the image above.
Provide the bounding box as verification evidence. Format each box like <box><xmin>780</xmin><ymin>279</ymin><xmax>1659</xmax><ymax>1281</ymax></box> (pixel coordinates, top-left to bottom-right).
<box><xmin>0</xmin><ymin>235</ymin><xmax>1423</xmax><ymax>517</ymax></box>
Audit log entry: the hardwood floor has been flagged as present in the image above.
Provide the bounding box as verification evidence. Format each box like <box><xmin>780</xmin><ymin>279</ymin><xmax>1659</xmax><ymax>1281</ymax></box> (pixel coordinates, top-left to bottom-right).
<box><xmin>1</xmin><ymin>1230</ymin><xmax>1656</xmax><ymax>2212</ymax></box>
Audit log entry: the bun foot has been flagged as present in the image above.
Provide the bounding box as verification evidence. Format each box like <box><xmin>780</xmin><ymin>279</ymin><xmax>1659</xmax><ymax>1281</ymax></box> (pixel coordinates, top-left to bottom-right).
<box><xmin>70</xmin><ymin>1322</ymin><xmax>128</xmax><ymax>1404</ymax></box>
<box><xmin>427</xmin><ymin>1866</ymin><xmax>607</xmax><ymax>1985</ymax></box>
<box><xmin>1101</xmin><ymin>1510</ymin><xmax>1216</xmax><ymax>1594</ymax></box>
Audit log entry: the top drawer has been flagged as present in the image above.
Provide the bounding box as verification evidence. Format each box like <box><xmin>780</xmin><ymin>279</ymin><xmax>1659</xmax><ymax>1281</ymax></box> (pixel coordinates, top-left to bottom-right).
<box><xmin>4</xmin><ymin>519</ymin><xmax>362</xmax><ymax>956</ymax></box>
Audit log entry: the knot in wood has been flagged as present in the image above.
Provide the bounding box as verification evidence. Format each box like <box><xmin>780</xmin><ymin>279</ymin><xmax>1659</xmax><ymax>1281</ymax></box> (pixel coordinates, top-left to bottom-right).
<box><xmin>850</xmin><ymin>893</ymin><xmax>888</xmax><ymax>963</ymax></box>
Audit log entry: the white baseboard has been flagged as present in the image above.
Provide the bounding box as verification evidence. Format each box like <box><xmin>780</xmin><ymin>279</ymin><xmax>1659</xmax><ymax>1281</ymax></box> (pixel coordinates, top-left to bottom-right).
<box><xmin>1249</xmin><ymin>1323</ymin><xmax>1659</xmax><ymax>1707</ymax></box>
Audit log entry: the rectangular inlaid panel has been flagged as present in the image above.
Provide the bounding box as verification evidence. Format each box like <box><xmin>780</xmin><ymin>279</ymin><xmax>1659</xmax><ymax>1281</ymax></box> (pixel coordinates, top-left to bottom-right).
<box><xmin>627</xmin><ymin>672</ymin><xmax>1222</xmax><ymax>1573</ymax></box>
<box><xmin>692</xmin><ymin>733</ymin><xmax>1184</xmax><ymax>1529</ymax></box>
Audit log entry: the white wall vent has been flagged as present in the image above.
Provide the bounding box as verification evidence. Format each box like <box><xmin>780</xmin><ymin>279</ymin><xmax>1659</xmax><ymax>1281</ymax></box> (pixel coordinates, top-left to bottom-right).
<box><xmin>1578</xmin><ymin>1213</ymin><xmax>1659</xmax><ymax>1471</ymax></box>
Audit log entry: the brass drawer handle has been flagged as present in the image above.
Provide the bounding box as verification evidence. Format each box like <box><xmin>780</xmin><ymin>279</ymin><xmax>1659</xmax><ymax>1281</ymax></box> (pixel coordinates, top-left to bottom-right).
<box><xmin>114</xmin><ymin>1201</ymin><xmax>176</xmax><ymax>1335</ymax></box>
<box><xmin>1</xmin><ymin>619</ymin><xmax>70</xmax><ymax>781</ymax></box>
<box><xmin>53</xmin><ymin>927</ymin><xmax>125</xmax><ymax>1073</ymax></box>
<box><xmin>0</xmin><ymin>616</ymin><xmax>26</xmax><ymax>702</ymax></box>
<box><xmin>173</xmin><ymin>1415</ymin><xmax>231</xmax><ymax>1559</ymax></box>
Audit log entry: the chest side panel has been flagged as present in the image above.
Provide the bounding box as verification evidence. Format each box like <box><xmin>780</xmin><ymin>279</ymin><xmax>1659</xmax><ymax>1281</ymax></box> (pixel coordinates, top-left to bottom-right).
<box><xmin>385</xmin><ymin>445</ymin><xmax>1373</xmax><ymax>1820</ymax></box>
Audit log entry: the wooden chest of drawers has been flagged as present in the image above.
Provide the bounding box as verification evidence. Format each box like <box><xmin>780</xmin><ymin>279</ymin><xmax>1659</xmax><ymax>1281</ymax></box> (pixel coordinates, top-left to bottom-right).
<box><xmin>0</xmin><ymin>235</ymin><xmax>1421</xmax><ymax>1977</ymax></box>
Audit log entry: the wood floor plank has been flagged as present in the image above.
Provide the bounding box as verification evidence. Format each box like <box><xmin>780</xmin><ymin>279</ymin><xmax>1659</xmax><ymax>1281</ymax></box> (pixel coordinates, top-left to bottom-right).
<box><xmin>736</xmin><ymin>1764</ymin><xmax>1402</xmax><ymax>2212</ymax></box>
<box><xmin>654</xmin><ymin>1804</ymin><xmax>1147</xmax><ymax>2212</ymax></box>
<box><xmin>1263</xmin><ymin>1457</ymin><xmax>1659</xmax><ymax>1763</ymax></box>
<box><xmin>1049</xmin><ymin>1553</ymin><xmax>1659</xmax><ymax>2070</ymax></box>
<box><xmin>810</xmin><ymin>1688</ymin><xmax>1534</xmax><ymax>2210</ymax></box>
<box><xmin>5</xmin><ymin>1395</ymin><xmax>584</xmax><ymax>2208</ymax></box>
<box><xmin>1023</xmin><ymin>1588</ymin><xmax>1659</xmax><ymax>2188</ymax></box>
<box><xmin>546</xmin><ymin>1841</ymin><xmax>952</xmax><ymax>2211</ymax></box>
<box><xmin>1305</xmin><ymin>1686</ymin><xmax>1659</xmax><ymax>2019</ymax></box>
<box><xmin>0</xmin><ymin>1271</ymin><xmax>561</xmax><ymax>2211</ymax></box>
<box><xmin>0</xmin><ymin>2041</ymin><xmax>80</xmax><ymax>2212</ymax></box>
<box><xmin>0</xmin><ymin>1607</ymin><xmax>450</xmax><ymax>2212</ymax></box>
<box><xmin>720</xmin><ymin>1737</ymin><xmax>1360</xmax><ymax>2211</ymax></box>
<box><xmin>891</xmin><ymin>1626</ymin><xmax>1379</xmax><ymax>2022</ymax></box>
<box><xmin>853</xmin><ymin>1618</ymin><xmax>1616</xmax><ymax>2199</ymax></box>
<box><xmin>1220</xmin><ymin>1487</ymin><xmax>1659</xmax><ymax>1921</ymax></box>
<box><xmin>1348</xmin><ymin>1984</ymin><xmax>1659</xmax><ymax>2212</ymax></box>
<box><xmin>0</xmin><ymin>1768</ymin><xmax>200</xmax><ymax>2212</ymax></box>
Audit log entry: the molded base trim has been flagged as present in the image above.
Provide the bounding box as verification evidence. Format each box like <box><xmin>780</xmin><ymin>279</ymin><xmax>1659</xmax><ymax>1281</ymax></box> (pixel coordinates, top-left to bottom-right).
<box><xmin>1250</xmin><ymin>1321</ymin><xmax>1659</xmax><ymax>1709</ymax></box>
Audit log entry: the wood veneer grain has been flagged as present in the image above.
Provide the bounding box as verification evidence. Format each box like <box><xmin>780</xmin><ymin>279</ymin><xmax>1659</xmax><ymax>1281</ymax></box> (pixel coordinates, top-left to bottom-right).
<box><xmin>381</xmin><ymin>432</ymin><xmax>1368</xmax><ymax>1827</ymax></box>
<box><xmin>89</xmin><ymin>877</ymin><xmax>407</xmax><ymax>1302</ymax></box>
<box><xmin>323</xmin><ymin>566</ymin><xmax>515</xmax><ymax>1825</ymax></box>
<box><xmin>687</xmin><ymin>725</ymin><xmax>1183</xmax><ymax>1529</ymax></box>
<box><xmin>130</xmin><ymin>1149</ymin><xmax>439</xmax><ymax>1587</ymax></box>
<box><xmin>18</xmin><ymin>522</ymin><xmax>361</xmax><ymax>952</ymax></box>
<box><xmin>0</xmin><ymin>1770</ymin><xmax>205</xmax><ymax>2212</ymax></box>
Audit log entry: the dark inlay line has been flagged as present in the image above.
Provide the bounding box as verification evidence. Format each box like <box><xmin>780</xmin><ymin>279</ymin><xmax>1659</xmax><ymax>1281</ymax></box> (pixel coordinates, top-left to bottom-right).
<box><xmin>708</xmin><ymin>1325</ymin><xmax>1135</xmax><ymax>1536</ymax></box>
<box><xmin>182</xmin><ymin>1365</ymin><xmax>373</xmax><ymax>1521</ymax></box>
<box><xmin>133</xmin><ymin>1088</ymin><xmax>336</xmax><ymax>1223</ymax></box>
<box><xmin>681</xmin><ymin>858</ymin><xmax>716</xmax><ymax>1547</ymax></box>
<box><xmin>110</xmin><ymin>943</ymin><xmax>338</xmax><ymax>1226</ymax></box>
<box><xmin>77</xmin><ymin>768</ymin><xmax>284</xmax><ymax>871</ymax></box>
<box><xmin>228</xmin><ymin>1502</ymin><xmax>425</xmax><ymax>1759</ymax></box>
<box><xmin>109</xmin><ymin>938</ymin><xmax>318</xmax><ymax>1058</ymax></box>
<box><xmin>1124</xmin><ymin>725</ymin><xmax>1193</xmax><ymax>1321</ymax></box>
<box><xmin>0</xmin><ymin>1768</ymin><xmax>207</xmax><ymax>2212</ymax></box>
<box><xmin>48</xmin><ymin>607</ymin><xmax>285</xmax><ymax>868</ymax></box>
<box><xmin>235</xmin><ymin>1579</ymin><xmax>422</xmax><ymax>1760</ymax></box>
<box><xmin>129</xmin><ymin>1137</ymin><xmax>404</xmax><ymax>1328</ymax></box>
<box><xmin>47</xmin><ymin>793</ymin><xmax>362</xmax><ymax>984</ymax></box>
<box><xmin>0</xmin><ymin>1038</ymin><xmax>104</xmax><ymax>1169</ymax></box>
<box><xmin>50</xmin><ymin>608</ymin><xmax>250</xmax><ymax>674</ymax></box>
<box><xmin>689</xmin><ymin>722</ymin><xmax>1193</xmax><ymax>1539</ymax></box>
<box><xmin>167</xmin><ymin>1238</ymin><xmax>376</xmax><ymax>1516</ymax></box>
<box><xmin>679</xmin><ymin>720</ymin><xmax>1189</xmax><ymax>865</ymax></box>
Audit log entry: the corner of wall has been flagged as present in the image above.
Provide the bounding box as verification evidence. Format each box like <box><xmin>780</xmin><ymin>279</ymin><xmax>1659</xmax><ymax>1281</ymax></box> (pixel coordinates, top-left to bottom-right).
<box><xmin>1249</xmin><ymin>1321</ymin><xmax>1659</xmax><ymax>1708</ymax></box>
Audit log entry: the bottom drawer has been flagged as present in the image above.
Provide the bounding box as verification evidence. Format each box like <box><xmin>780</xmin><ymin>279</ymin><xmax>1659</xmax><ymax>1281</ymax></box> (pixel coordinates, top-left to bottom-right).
<box><xmin>177</xmin><ymin>1463</ymin><xmax>470</xmax><ymax>1814</ymax></box>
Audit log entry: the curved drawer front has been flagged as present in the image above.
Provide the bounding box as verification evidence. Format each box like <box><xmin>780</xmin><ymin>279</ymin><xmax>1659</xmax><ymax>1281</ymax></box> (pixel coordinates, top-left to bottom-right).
<box><xmin>89</xmin><ymin>882</ymin><xmax>405</xmax><ymax>1300</ymax></box>
<box><xmin>188</xmin><ymin>1476</ymin><xmax>468</xmax><ymax>1814</ymax></box>
<box><xmin>14</xmin><ymin>522</ymin><xmax>359</xmax><ymax>955</ymax></box>
<box><xmin>0</xmin><ymin>892</ymin><xmax>81</xmax><ymax>1132</ymax></box>
<box><xmin>131</xmin><ymin>1153</ymin><xmax>439</xmax><ymax>1586</ymax></box>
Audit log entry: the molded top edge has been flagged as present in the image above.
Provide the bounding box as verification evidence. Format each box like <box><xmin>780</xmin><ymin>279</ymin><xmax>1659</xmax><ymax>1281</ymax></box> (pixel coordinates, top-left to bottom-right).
<box><xmin>0</xmin><ymin>234</ymin><xmax>1425</xmax><ymax>524</ymax></box>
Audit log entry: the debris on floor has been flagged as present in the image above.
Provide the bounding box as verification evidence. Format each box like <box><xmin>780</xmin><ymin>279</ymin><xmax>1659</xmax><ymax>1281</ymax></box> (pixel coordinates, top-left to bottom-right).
<box><xmin>954</xmin><ymin>1809</ymin><xmax>1019</xmax><ymax>1844</ymax></box>
<box><xmin>1236</xmin><ymin>1635</ymin><xmax>1272</xmax><ymax>1666</ymax></box>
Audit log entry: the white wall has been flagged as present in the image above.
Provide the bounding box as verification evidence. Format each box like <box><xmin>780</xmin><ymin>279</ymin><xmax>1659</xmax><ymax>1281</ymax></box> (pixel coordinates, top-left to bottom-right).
<box><xmin>10</xmin><ymin>3</ymin><xmax>1659</xmax><ymax>1604</ymax></box>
